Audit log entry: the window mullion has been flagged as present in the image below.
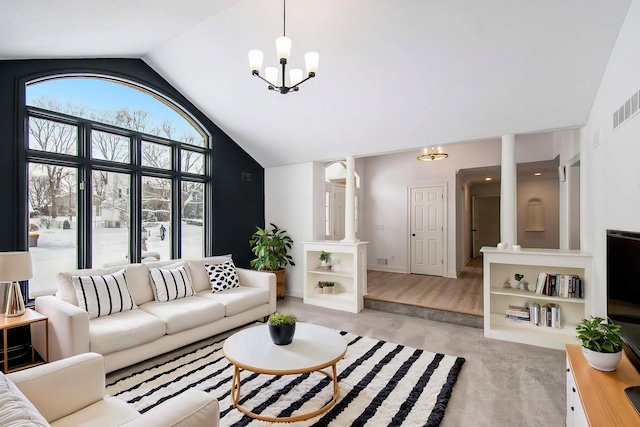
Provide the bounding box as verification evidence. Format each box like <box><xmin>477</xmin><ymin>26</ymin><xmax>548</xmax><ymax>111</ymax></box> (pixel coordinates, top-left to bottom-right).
<box><xmin>78</xmin><ymin>122</ymin><xmax>91</xmax><ymax>269</ymax></box>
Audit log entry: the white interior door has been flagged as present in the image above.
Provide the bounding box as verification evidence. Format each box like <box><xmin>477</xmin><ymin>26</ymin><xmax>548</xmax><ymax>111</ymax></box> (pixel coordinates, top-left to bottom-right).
<box><xmin>410</xmin><ymin>186</ymin><xmax>444</xmax><ymax>276</ymax></box>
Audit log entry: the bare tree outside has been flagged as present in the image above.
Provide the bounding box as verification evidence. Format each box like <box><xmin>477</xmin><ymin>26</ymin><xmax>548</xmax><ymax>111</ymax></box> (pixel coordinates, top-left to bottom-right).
<box><xmin>26</xmin><ymin>85</ymin><xmax>209</xmax><ymax>297</ymax></box>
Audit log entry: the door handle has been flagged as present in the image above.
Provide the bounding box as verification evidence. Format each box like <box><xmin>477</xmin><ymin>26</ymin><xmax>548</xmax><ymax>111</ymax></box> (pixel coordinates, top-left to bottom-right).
<box><xmin>412</xmin><ymin>234</ymin><xmax>415</xmax><ymax>237</ymax></box>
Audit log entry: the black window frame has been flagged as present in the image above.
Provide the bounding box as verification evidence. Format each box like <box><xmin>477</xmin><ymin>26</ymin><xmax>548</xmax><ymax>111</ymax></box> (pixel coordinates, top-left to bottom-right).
<box><xmin>21</xmin><ymin>75</ymin><xmax>213</xmax><ymax>298</ymax></box>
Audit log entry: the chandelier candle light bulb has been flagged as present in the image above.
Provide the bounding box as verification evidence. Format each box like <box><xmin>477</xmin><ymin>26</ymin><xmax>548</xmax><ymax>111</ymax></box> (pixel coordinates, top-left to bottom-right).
<box><xmin>418</xmin><ymin>146</ymin><xmax>449</xmax><ymax>162</ymax></box>
<box><xmin>248</xmin><ymin>0</ymin><xmax>319</xmax><ymax>94</ymax></box>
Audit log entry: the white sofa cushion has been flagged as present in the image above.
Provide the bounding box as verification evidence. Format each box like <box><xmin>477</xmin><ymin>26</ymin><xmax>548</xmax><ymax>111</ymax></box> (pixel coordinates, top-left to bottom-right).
<box><xmin>187</xmin><ymin>255</ymin><xmax>232</xmax><ymax>292</ymax></box>
<box><xmin>149</xmin><ymin>266</ymin><xmax>195</xmax><ymax>302</ymax></box>
<box><xmin>0</xmin><ymin>373</ymin><xmax>50</xmax><ymax>427</ymax></box>
<box><xmin>72</xmin><ymin>269</ymin><xmax>137</xmax><ymax>319</ymax></box>
<box><xmin>205</xmin><ymin>260</ymin><xmax>240</xmax><ymax>293</ymax></box>
<box><xmin>58</xmin><ymin>264</ymin><xmax>150</xmax><ymax>306</ymax></box>
<box><xmin>139</xmin><ymin>297</ymin><xmax>225</xmax><ymax>334</ymax></box>
<box><xmin>89</xmin><ymin>309</ymin><xmax>166</xmax><ymax>355</ymax></box>
<box><xmin>197</xmin><ymin>286</ymin><xmax>269</xmax><ymax>317</ymax></box>
<box><xmin>50</xmin><ymin>398</ymin><xmax>139</xmax><ymax>427</ymax></box>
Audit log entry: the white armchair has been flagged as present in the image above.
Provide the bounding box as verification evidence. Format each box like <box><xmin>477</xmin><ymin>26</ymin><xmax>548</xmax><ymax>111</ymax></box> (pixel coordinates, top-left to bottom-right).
<box><xmin>4</xmin><ymin>352</ymin><xmax>219</xmax><ymax>426</ymax></box>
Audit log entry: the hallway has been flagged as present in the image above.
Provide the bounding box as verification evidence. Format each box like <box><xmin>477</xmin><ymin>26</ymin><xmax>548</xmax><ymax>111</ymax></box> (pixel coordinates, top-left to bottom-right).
<box><xmin>365</xmin><ymin>256</ymin><xmax>483</xmax><ymax>316</ymax></box>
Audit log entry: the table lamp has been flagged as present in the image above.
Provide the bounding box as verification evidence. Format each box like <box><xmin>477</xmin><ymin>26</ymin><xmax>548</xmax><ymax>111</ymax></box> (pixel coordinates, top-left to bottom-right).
<box><xmin>0</xmin><ymin>251</ymin><xmax>33</xmax><ymax>317</ymax></box>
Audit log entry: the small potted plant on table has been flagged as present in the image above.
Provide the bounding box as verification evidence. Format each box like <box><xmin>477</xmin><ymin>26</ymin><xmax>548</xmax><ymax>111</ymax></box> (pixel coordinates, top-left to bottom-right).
<box><xmin>268</xmin><ymin>313</ymin><xmax>297</xmax><ymax>345</ymax></box>
<box><xmin>576</xmin><ymin>316</ymin><xmax>623</xmax><ymax>371</ymax></box>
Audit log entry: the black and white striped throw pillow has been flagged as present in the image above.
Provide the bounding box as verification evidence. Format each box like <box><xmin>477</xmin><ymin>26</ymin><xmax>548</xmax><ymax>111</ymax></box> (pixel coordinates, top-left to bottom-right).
<box><xmin>205</xmin><ymin>260</ymin><xmax>240</xmax><ymax>293</ymax></box>
<box><xmin>149</xmin><ymin>266</ymin><xmax>196</xmax><ymax>302</ymax></box>
<box><xmin>71</xmin><ymin>269</ymin><xmax>137</xmax><ymax>319</ymax></box>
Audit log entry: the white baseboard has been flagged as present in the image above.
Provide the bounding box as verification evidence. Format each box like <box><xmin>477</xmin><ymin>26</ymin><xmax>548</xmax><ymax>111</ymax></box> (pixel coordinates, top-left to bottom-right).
<box><xmin>285</xmin><ymin>290</ymin><xmax>303</xmax><ymax>299</ymax></box>
<box><xmin>367</xmin><ymin>265</ymin><xmax>408</xmax><ymax>274</ymax></box>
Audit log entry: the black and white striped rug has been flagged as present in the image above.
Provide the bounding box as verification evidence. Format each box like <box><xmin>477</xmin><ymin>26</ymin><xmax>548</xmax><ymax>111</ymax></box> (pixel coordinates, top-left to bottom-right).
<box><xmin>106</xmin><ymin>330</ymin><xmax>465</xmax><ymax>426</ymax></box>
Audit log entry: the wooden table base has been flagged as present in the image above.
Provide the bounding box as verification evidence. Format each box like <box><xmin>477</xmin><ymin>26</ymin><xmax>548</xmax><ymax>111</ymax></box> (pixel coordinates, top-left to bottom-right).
<box><xmin>230</xmin><ymin>363</ymin><xmax>340</xmax><ymax>422</ymax></box>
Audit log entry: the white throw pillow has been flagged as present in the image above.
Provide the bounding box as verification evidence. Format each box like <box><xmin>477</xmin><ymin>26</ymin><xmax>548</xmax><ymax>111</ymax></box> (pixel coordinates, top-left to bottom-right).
<box><xmin>149</xmin><ymin>266</ymin><xmax>196</xmax><ymax>302</ymax></box>
<box><xmin>71</xmin><ymin>269</ymin><xmax>137</xmax><ymax>319</ymax></box>
<box><xmin>205</xmin><ymin>260</ymin><xmax>240</xmax><ymax>293</ymax></box>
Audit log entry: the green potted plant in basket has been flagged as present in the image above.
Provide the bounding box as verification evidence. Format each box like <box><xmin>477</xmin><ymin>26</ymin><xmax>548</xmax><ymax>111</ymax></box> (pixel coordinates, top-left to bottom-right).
<box><xmin>323</xmin><ymin>282</ymin><xmax>335</xmax><ymax>294</ymax></box>
<box><xmin>268</xmin><ymin>312</ymin><xmax>297</xmax><ymax>345</ymax></box>
<box><xmin>249</xmin><ymin>223</ymin><xmax>295</xmax><ymax>298</ymax></box>
<box><xmin>576</xmin><ymin>316</ymin><xmax>623</xmax><ymax>371</ymax></box>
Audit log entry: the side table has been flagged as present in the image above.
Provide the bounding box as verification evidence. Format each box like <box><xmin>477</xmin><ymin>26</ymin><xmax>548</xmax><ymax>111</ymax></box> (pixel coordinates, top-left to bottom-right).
<box><xmin>0</xmin><ymin>308</ymin><xmax>48</xmax><ymax>373</ymax></box>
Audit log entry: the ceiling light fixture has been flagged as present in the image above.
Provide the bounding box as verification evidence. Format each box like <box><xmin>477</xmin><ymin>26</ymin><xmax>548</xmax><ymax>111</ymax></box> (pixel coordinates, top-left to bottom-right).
<box><xmin>417</xmin><ymin>147</ymin><xmax>448</xmax><ymax>162</ymax></box>
<box><xmin>248</xmin><ymin>0</ymin><xmax>319</xmax><ymax>95</ymax></box>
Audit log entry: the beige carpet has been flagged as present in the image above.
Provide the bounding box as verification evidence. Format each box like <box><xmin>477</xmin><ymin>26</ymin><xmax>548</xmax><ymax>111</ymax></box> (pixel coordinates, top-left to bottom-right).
<box><xmin>107</xmin><ymin>297</ymin><xmax>565</xmax><ymax>426</ymax></box>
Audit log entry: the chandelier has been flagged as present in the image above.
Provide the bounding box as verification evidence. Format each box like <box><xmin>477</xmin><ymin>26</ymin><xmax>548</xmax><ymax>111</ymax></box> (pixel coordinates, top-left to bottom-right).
<box><xmin>417</xmin><ymin>147</ymin><xmax>448</xmax><ymax>162</ymax></box>
<box><xmin>248</xmin><ymin>0</ymin><xmax>319</xmax><ymax>94</ymax></box>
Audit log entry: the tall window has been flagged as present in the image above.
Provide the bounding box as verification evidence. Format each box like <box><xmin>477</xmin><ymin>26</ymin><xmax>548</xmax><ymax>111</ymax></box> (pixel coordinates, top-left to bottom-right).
<box><xmin>25</xmin><ymin>76</ymin><xmax>211</xmax><ymax>297</ymax></box>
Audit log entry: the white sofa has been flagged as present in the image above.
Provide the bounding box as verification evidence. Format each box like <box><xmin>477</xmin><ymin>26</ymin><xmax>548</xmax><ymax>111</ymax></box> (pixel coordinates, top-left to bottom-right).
<box><xmin>34</xmin><ymin>256</ymin><xmax>276</xmax><ymax>373</ymax></box>
<box><xmin>1</xmin><ymin>352</ymin><xmax>219</xmax><ymax>426</ymax></box>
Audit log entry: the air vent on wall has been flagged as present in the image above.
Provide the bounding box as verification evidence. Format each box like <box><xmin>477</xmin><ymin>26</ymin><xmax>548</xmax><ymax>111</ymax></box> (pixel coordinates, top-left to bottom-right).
<box><xmin>613</xmin><ymin>90</ymin><xmax>640</xmax><ymax>130</ymax></box>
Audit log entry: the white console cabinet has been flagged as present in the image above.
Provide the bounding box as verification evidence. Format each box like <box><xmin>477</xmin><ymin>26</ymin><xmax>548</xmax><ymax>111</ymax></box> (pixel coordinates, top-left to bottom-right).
<box><xmin>481</xmin><ymin>247</ymin><xmax>592</xmax><ymax>350</ymax></box>
<box><xmin>566</xmin><ymin>344</ymin><xmax>640</xmax><ymax>426</ymax></box>
<box><xmin>302</xmin><ymin>241</ymin><xmax>368</xmax><ymax>313</ymax></box>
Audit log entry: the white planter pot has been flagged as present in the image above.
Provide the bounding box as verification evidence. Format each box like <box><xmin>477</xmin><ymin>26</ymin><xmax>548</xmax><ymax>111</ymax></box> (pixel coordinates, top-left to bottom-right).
<box><xmin>581</xmin><ymin>347</ymin><xmax>623</xmax><ymax>372</ymax></box>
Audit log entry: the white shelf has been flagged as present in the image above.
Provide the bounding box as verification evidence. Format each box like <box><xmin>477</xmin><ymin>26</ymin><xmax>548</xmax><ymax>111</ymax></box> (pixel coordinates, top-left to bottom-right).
<box><xmin>489</xmin><ymin>287</ymin><xmax>585</xmax><ymax>304</ymax></box>
<box><xmin>487</xmin><ymin>314</ymin><xmax>578</xmax><ymax>350</ymax></box>
<box><xmin>303</xmin><ymin>241</ymin><xmax>368</xmax><ymax>313</ymax></box>
<box><xmin>481</xmin><ymin>247</ymin><xmax>592</xmax><ymax>350</ymax></box>
<box><xmin>307</xmin><ymin>269</ymin><xmax>354</xmax><ymax>278</ymax></box>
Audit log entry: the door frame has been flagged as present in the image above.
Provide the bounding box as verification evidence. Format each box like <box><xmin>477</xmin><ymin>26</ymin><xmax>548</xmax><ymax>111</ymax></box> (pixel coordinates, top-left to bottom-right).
<box><xmin>406</xmin><ymin>182</ymin><xmax>449</xmax><ymax>277</ymax></box>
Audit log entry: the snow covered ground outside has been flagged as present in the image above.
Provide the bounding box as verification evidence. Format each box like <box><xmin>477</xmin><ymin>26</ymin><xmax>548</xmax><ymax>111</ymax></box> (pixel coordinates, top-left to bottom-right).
<box><xmin>29</xmin><ymin>221</ymin><xmax>204</xmax><ymax>297</ymax></box>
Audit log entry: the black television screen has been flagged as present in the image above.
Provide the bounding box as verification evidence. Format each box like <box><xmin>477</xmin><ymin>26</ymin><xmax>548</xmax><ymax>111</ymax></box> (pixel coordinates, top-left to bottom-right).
<box><xmin>607</xmin><ymin>229</ymin><xmax>640</xmax><ymax>372</ymax></box>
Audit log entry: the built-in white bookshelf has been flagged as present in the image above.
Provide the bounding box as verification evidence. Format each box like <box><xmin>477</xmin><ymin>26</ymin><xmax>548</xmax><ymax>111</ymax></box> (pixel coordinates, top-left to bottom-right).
<box><xmin>481</xmin><ymin>247</ymin><xmax>592</xmax><ymax>350</ymax></box>
<box><xmin>302</xmin><ymin>241</ymin><xmax>368</xmax><ymax>313</ymax></box>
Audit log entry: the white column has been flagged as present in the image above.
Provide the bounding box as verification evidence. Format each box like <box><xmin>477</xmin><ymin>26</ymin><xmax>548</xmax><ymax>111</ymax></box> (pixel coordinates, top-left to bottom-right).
<box><xmin>500</xmin><ymin>134</ymin><xmax>517</xmax><ymax>247</ymax></box>
<box><xmin>342</xmin><ymin>156</ymin><xmax>359</xmax><ymax>243</ymax></box>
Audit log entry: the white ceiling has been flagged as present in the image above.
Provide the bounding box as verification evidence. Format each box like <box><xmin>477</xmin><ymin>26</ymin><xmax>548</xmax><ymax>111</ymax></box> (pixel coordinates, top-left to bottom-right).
<box><xmin>0</xmin><ymin>0</ymin><xmax>631</xmax><ymax>168</ymax></box>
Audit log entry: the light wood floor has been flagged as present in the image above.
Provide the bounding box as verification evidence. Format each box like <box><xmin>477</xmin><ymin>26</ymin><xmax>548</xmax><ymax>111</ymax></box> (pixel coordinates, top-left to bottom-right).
<box><xmin>365</xmin><ymin>256</ymin><xmax>483</xmax><ymax>316</ymax></box>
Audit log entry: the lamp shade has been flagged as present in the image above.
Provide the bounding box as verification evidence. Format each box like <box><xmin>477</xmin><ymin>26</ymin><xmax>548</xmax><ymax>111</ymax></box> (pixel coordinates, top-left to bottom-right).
<box><xmin>290</xmin><ymin>68</ymin><xmax>303</xmax><ymax>86</ymax></box>
<box><xmin>276</xmin><ymin>36</ymin><xmax>292</xmax><ymax>61</ymax></box>
<box><xmin>265</xmin><ymin>67</ymin><xmax>279</xmax><ymax>86</ymax></box>
<box><xmin>0</xmin><ymin>251</ymin><xmax>33</xmax><ymax>282</ymax></box>
<box><xmin>304</xmin><ymin>52</ymin><xmax>320</xmax><ymax>75</ymax></box>
<box><xmin>248</xmin><ymin>50</ymin><xmax>264</xmax><ymax>73</ymax></box>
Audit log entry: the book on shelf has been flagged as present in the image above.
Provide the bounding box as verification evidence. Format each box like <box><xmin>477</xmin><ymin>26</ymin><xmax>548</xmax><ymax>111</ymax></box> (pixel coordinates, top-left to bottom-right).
<box><xmin>534</xmin><ymin>272</ymin><xmax>583</xmax><ymax>299</ymax></box>
<box><xmin>504</xmin><ymin>302</ymin><xmax>562</xmax><ymax>328</ymax></box>
<box><xmin>504</xmin><ymin>305</ymin><xmax>530</xmax><ymax>322</ymax></box>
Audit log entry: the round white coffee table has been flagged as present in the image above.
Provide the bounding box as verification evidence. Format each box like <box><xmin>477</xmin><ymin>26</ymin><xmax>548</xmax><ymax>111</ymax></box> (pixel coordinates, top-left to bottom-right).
<box><xmin>223</xmin><ymin>322</ymin><xmax>347</xmax><ymax>422</ymax></box>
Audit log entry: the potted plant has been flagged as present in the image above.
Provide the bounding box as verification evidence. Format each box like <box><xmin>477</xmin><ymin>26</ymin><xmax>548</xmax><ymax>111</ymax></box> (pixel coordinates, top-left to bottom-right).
<box><xmin>323</xmin><ymin>282</ymin><xmax>335</xmax><ymax>294</ymax></box>
<box><xmin>319</xmin><ymin>251</ymin><xmax>332</xmax><ymax>270</ymax></box>
<box><xmin>576</xmin><ymin>316</ymin><xmax>623</xmax><ymax>371</ymax></box>
<box><xmin>249</xmin><ymin>223</ymin><xmax>295</xmax><ymax>298</ymax></box>
<box><xmin>268</xmin><ymin>312</ymin><xmax>297</xmax><ymax>345</ymax></box>
<box><xmin>510</xmin><ymin>273</ymin><xmax>524</xmax><ymax>289</ymax></box>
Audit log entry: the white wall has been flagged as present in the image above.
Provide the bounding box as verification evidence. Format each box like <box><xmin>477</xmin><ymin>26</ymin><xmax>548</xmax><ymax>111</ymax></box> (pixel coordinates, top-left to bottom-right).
<box><xmin>362</xmin><ymin>140</ymin><xmax>503</xmax><ymax>277</ymax></box>
<box><xmin>264</xmin><ymin>162</ymin><xmax>315</xmax><ymax>298</ymax></box>
<box><xmin>517</xmin><ymin>177</ymin><xmax>560</xmax><ymax>248</ymax></box>
<box><xmin>580</xmin><ymin>0</ymin><xmax>640</xmax><ymax>317</ymax></box>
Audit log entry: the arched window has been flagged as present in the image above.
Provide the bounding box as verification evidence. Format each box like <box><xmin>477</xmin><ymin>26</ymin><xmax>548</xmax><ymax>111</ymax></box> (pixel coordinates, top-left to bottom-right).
<box><xmin>25</xmin><ymin>75</ymin><xmax>211</xmax><ymax>297</ymax></box>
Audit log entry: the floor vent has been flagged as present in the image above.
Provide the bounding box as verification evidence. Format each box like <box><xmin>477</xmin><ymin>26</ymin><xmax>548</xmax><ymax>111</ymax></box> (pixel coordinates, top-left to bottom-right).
<box><xmin>613</xmin><ymin>90</ymin><xmax>640</xmax><ymax>130</ymax></box>
<box><xmin>377</xmin><ymin>258</ymin><xmax>388</xmax><ymax>265</ymax></box>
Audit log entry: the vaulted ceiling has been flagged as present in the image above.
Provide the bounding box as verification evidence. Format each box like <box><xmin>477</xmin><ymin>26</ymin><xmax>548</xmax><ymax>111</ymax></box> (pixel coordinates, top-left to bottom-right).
<box><xmin>0</xmin><ymin>0</ymin><xmax>631</xmax><ymax>167</ymax></box>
